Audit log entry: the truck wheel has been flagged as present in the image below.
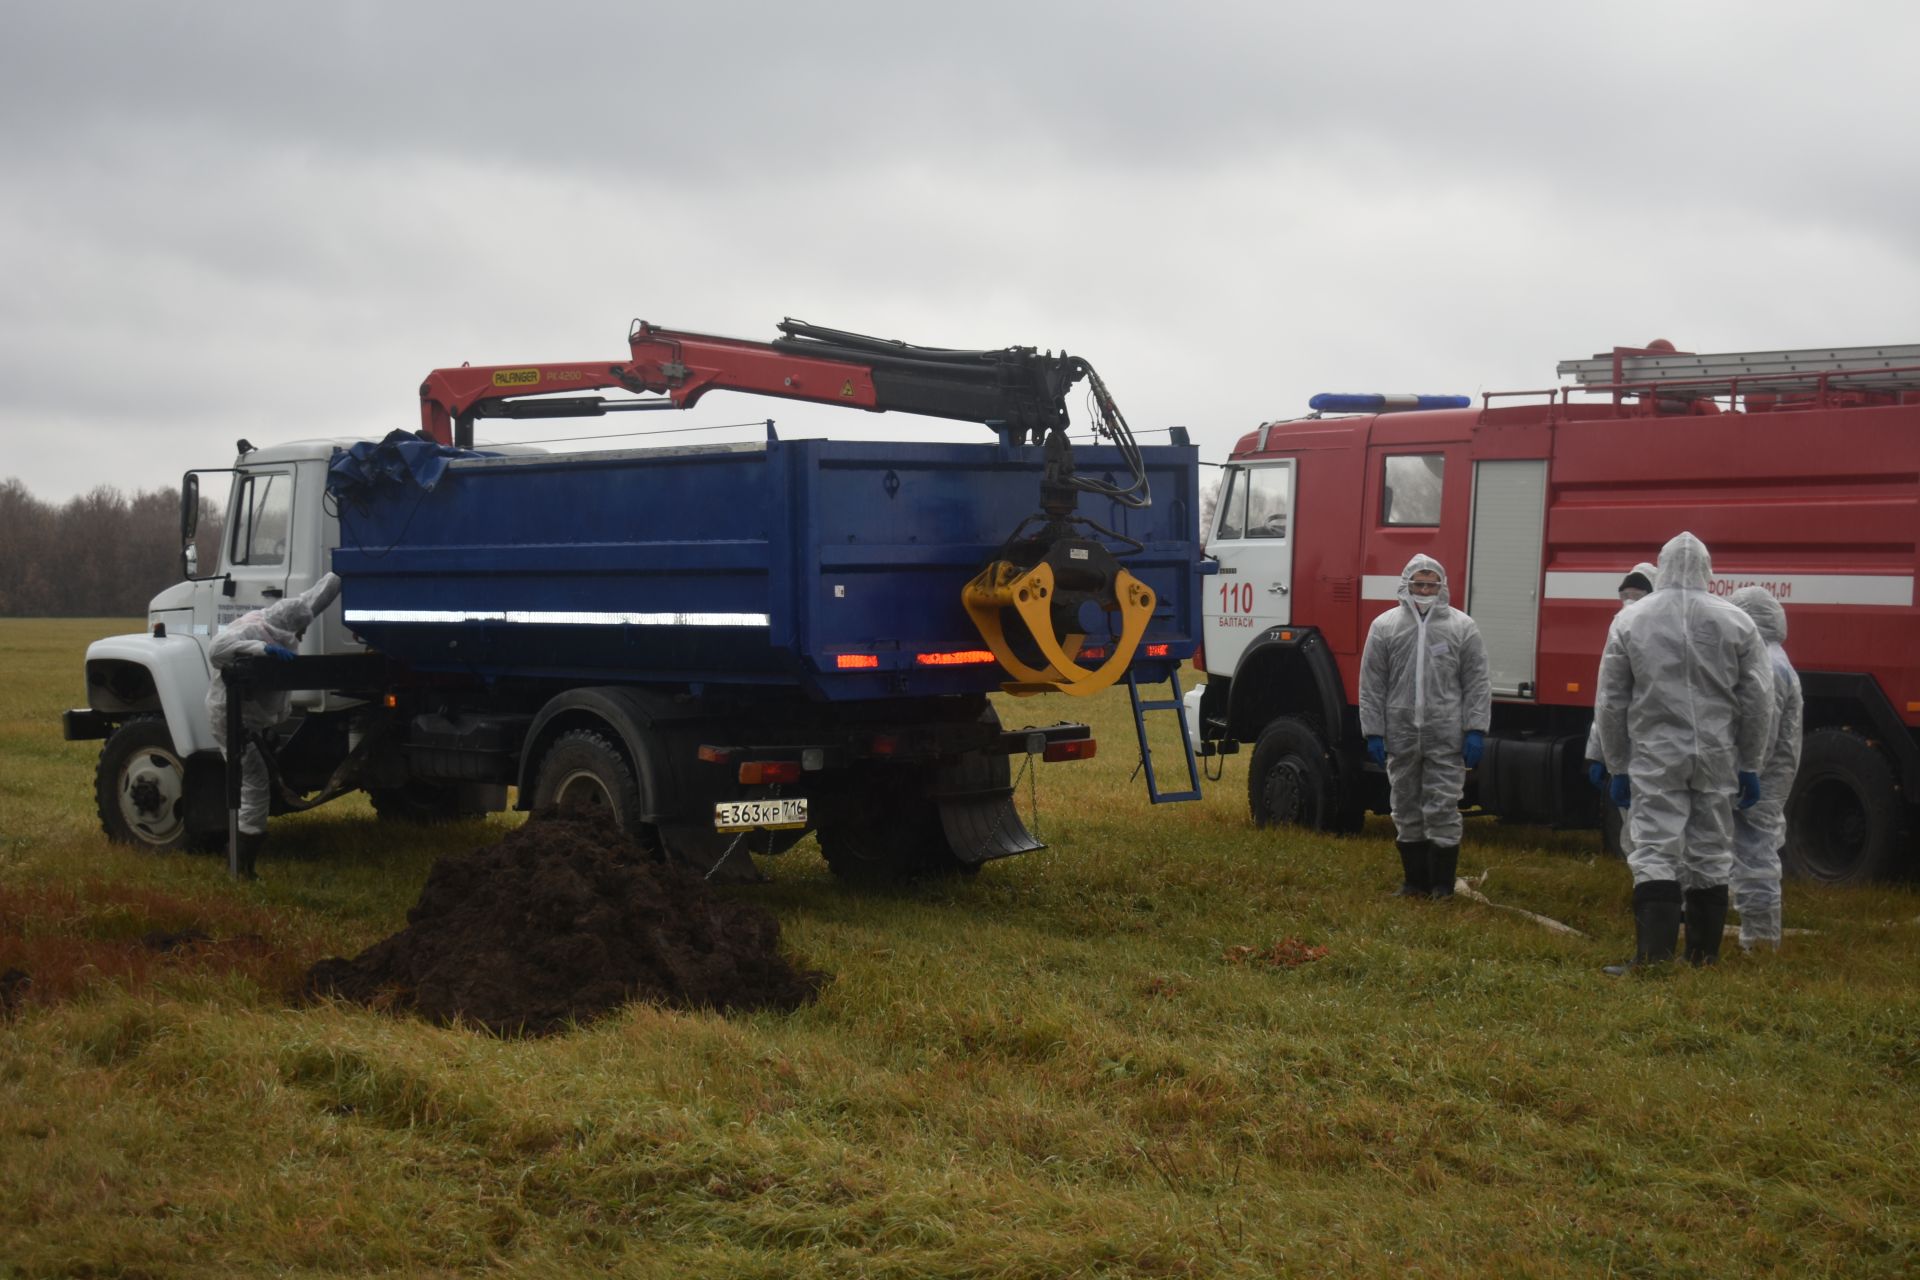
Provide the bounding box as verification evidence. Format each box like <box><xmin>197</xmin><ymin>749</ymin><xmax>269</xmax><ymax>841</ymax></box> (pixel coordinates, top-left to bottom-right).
<box><xmin>1247</xmin><ymin>716</ymin><xmax>1361</xmax><ymax>834</ymax></box>
<box><xmin>817</xmin><ymin>785</ymin><xmax>963</xmax><ymax>883</ymax></box>
<box><xmin>1783</xmin><ymin>728</ymin><xmax>1910</xmax><ymax>884</ymax></box>
<box><xmin>529</xmin><ymin>729</ymin><xmax>644</xmax><ymax>830</ymax></box>
<box><xmin>367</xmin><ymin>782</ymin><xmax>488</xmax><ymax>824</ymax></box>
<box><xmin>96</xmin><ymin>715</ymin><xmax>198</xmax><ymax>852</ymax></box>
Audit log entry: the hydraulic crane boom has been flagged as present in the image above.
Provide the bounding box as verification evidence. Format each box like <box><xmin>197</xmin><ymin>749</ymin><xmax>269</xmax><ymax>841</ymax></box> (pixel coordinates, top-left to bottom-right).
<box><xmin>419</xmin><ymin>318</ymin><xmax>1087</xmax><ymax>449</ymax></box>
<box><xmin>414</xmin><ymin>316</ymin><xmax>1161</xmax><ymax>696</ymax></box>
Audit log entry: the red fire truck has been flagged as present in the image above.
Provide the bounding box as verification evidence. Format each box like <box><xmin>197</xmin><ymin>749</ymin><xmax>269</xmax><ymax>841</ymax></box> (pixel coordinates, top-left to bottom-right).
<box><xmin>1192</xmin><ymin>341</ymin><xmax>1920</xmax><ymax>883</ymax></box>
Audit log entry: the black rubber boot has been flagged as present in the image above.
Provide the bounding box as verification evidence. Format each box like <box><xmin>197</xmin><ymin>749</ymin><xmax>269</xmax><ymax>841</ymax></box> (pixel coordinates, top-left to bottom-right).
<box><xmin>1428</xmin><ymin>844</ymin><xmax>1459</xmax><ymax>899</ymax></box>
<box><xmin>1684</xmin><ymin>885</ymin><xmax>1730</xmax><ymax>966</ymax></box>
<box><xmin>1394</xmin><ymin>841</ymin><xmax>1432</xmax><ymax>897</ymax></box>
<box><xmin>235</xmin><ymin>831</ymin><xmax>265</xmax><ymax>881</ymax></box>
<box><xmin>1603</xmin><ymin>879</ymin><xmax>1682</xmax><ymax>975</ymax></box>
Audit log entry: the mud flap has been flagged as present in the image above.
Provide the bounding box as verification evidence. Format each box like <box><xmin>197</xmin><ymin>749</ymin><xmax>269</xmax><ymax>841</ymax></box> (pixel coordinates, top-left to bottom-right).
<box><xmin>656</xmin><ymin>822</ymin><xmax>774</xmax><ymax>884</ymax></box>
<box><xmin>938</xmin><ymin>792</ymin><xmax>1045</xmax><ymax>865</ymax></box>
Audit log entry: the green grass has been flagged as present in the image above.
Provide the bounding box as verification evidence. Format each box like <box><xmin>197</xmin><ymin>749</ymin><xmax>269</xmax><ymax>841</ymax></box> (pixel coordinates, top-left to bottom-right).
<box><xmin>3</xmin><ymin>617</ymin><xmax>1918</xmax><ymax>1277</ymax></box>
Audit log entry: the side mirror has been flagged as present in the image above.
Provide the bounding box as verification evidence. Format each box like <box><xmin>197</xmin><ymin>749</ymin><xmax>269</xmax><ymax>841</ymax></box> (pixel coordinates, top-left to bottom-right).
<box><xmin>180</xmin><ymin>474</ymin><xmax>200</xmax><ymax>578</ymax></box>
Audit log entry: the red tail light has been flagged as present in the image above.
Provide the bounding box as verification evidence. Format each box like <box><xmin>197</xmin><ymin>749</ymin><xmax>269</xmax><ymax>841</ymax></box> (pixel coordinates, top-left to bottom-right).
<box><xmin>914</xmin><ymin>649</ymin><xmax>996</xmax><ymax>666</ymax></box>
<box><xmin>835</xmin><ymin>653</ymin><xmax>879</xmax><ymax>669</ymax></box>
<box><xmin>1044</xmin><ymin>738</ymin><xmax>1097</xmax><ymax>762</ymax></box>
<box><xmin>738</xmin><ymin>760</ymin><xmax>802</xmax><ymax>785</ymax></box>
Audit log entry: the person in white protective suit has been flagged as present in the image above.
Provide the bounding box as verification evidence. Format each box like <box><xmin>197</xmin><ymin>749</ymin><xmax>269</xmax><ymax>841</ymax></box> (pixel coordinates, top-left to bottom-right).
<box><xmin>1584</xmin><ymin>562</ymin><xmax>1659</xmax><ymax>785</ymax></box>
<box><xmin>1596</xmin><ymin>534</ymin><xmax>1771</xmax><ymax>971</ymax></box>
<box><xmin>1358</xmin><ymin>555</ymin><xmax>1492</xmax><ymax>899</ymax></box>
<box><xmin>1727</xmin><ymin>586</ymin><xmax>1802</xmax><ymax>950</ymax></box>
<box><xmin>205</xmin><ymin>573</ymin><xmax>342</xmax><ymax>878</ymax></box>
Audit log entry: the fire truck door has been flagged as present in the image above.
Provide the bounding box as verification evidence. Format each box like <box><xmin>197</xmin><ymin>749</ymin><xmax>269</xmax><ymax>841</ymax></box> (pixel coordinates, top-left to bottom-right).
<box><xmin>1203</xmin><ymin>460</ymin><xmax>1295</xmax><ymax>676</ymax></box>
<box><xmin>1467</xmin><ymin>460</ymin><xmax>1547</xmax><ymax>697</ymax></box>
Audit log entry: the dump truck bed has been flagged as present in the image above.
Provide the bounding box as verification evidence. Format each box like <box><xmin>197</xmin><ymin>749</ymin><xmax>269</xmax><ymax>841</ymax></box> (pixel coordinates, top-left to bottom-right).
<box><xmin>335</xmin><ymin>436</ymin><xmax>1203</xmax><ymax>700</ymax></box>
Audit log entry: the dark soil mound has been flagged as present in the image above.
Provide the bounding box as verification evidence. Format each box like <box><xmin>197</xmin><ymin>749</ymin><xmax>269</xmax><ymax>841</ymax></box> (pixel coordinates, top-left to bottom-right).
<box><xmin>304</xmin><ymin>814</ymin><xmax>825</xmax><ymax>1035</ymax></box>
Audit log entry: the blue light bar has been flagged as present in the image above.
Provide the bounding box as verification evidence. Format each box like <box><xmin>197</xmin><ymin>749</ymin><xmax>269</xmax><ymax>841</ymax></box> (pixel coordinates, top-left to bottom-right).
<box><xmin>1309</xmin><ymin>393</ymin><xmax>1472</xmax><ymax>413</ymax></box>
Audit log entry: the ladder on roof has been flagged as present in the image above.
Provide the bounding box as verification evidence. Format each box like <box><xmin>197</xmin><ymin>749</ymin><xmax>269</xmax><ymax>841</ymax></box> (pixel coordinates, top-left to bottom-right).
<box><xmin>1556</xmin><ymin>343</ymin><xmax>1920</xmax><ymax>399</ymax></box>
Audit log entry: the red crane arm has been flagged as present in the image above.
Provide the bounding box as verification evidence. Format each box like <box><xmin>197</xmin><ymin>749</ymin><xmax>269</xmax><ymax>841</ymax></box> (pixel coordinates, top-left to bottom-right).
<box><xmin>419</xmin><ymin>320</ymin><xmax>885</xmax><ymax>445</ymax></box>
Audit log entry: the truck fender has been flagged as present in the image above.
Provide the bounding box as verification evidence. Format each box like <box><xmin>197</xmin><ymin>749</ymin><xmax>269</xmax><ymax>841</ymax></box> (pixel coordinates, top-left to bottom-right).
<box><xmin>1214</xmin><ymin>626</ymin><xmax>1348</xmax><ymax>745</ymax></box>
<box><xmin>82</xmin><ymin>632</ymin><xmax>219</xmax><ymax>757</ymax></box>
<box><xmin>515</xmin><ymin>685</ymin><xmax>688</xmax><ymax>821</ymax></box>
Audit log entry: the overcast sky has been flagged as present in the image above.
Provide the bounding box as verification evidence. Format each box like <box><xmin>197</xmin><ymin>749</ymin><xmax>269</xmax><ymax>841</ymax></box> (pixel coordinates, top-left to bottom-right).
<box><xmin>5</xmin><ymin>1</ymin><xmax>1916</xmax><ymax>504</ymax></box>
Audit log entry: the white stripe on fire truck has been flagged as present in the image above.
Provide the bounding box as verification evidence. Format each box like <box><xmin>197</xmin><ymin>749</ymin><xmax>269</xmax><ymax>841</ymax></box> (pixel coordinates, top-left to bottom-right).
<box><xmin>1541</xmin><ymin>572</ymin><xmax>1913</xmax><ymax>607</ymax></box>
<box><xmin>1360</xmin><ymin>573</ymin><xmax>1913</xmax><ymax>607</ymax></box>
<box><xmin>344</xmin><ymin>609</ymin><xmax>772</xmax><ymax>627</ymax></box>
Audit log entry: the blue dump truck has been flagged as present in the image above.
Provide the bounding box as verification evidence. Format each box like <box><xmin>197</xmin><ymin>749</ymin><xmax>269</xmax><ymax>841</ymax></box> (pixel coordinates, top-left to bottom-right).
<box><xmin>69</xmin><ymin>319</ymin><xmax>1207</xmax><ymax>881</ymax></box>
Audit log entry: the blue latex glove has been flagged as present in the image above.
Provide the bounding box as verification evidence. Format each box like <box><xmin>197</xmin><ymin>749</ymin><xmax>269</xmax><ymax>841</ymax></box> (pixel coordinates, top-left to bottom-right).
<box><xmin>263</xmin><ymin>644</ymin><xmax>297</xmax><ymax>661</ymax></box>
<box><xmin>1463</xmin><ymin>730</ymin><xmax>1485</xmax><ymax>768</ymax></box>
<box><xmin>1366</xmin><ymin>735</ymin><xmax>1386</xmax><ymax>766</ymax></box>
<box><xmin>1609</xmin><ymin>774</ymin><xmax>1631</xmax><ymax>809</ymax></box>
<box><xmin>1737</xmin><ymin>770</ymin><xmax>1761</xmax><ymax>810</ymax></box>
<box><xmin>1588</xmin><ymin>761</ymin><xmax>1607</xmax><ymax>792</ymax></box>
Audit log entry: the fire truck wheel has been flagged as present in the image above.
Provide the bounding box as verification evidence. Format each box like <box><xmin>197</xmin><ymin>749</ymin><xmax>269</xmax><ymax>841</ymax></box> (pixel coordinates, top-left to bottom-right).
<box><xmin>1248</xmin><ymin>716</ymin><xmax>1358</xmax><ymax>834</ymax></box>
<box><xmin>96</xmin><ymin>715</ymin><xmax>199</xmax><ymax>852</ymax></box>
<box><xmin>529</xmin><ymin>729</ymin><xmax>645</xmax><ymax>832</ymax></box>
<box><xmin>1782</xmin><ymin>728</ymin><xmax>1909</xmax><ymax>884</ymax></box>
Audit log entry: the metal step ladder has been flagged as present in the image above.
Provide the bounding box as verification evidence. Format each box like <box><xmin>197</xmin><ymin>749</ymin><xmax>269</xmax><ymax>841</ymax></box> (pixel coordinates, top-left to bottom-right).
<box><xmin>1126</xmin><ymin>667</ymin><xmax>1202</xmax><ymax>804</ymax></box>
<box><xmin>1557</xmin><ymin>343</ymin><xmax>1920</xmax><ymax>399</ymax></box>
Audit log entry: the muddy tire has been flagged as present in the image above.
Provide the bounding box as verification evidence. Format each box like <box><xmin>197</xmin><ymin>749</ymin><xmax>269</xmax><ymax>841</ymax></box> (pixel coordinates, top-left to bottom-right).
<box><xmin>96</xmin><ymin>715</ymin><xmax>205</xmax><ymax>852</ymax></box>
<box><xmin>529</xmin><ymin>729</ymin><xmax>645</xmax><ymax>831</ymax></box>
<box><xmin>1247</xmin><ymin>715</ymin><xmax>1363</xmax><ymax>834</ymax></box>
<box><xmin>817</xmin><ymin>780</ymin><xmax>968</xmax><ymax>883</ymax></box>
<box><xmin>1783</xmin><ymin>728</ymin><xmax>1910</xmax><ymax>884</ymax></box>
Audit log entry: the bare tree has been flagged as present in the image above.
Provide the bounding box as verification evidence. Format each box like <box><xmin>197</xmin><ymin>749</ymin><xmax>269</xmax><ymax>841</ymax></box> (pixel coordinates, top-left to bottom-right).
<box><xmin>0</xmin><ymin>479</ymin><xmax>224</xmax><ymax>617</ymax></box>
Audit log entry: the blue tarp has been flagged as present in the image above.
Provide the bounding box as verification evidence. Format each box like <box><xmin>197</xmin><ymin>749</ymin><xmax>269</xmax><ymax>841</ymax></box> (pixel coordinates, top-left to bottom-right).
<box><xmin>326</xmin><ymin>431</ymin><xmax>498</xmax><ymax>505</ymax></box>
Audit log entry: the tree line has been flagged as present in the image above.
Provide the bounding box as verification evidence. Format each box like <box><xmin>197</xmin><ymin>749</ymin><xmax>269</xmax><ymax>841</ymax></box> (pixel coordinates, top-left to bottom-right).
<box><xmin>0</xmin><ymin>479</ymin><xmax>223</xmax><ymax>617</ymax></box>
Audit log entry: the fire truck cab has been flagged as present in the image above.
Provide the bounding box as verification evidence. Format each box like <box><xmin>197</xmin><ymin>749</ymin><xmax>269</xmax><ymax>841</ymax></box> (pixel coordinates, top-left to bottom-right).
<box><xmin>1193</xmin><ymin>342</ymin><xmax>1920</xmax><ymax>883</ymax></box>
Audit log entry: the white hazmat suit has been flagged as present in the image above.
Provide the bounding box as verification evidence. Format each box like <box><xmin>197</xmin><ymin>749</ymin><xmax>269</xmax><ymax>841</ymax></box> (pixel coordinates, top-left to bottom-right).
<box><xmin>206</xmin><ymin>574</ymin><xmax>342</xmax><ymax>842</ymax></box>
<box><xmin>1359</xmin><ymin>555</ymin><xmax>1492</xmax><ymax>895</ymax></box>
<box><xmin>1584</xmin><ymin>561</ymin><xmax>1659</xmax><ymax>770</ymax></box>
<box><xmin>1727</xmin><ymin>585</ymin><xmax>1802</xmax><ymax>949</ymax></box>
<box><xmin>1596</xmin><ymin>533</ymin><xmax>1770</xmax><ymax>967</ymax></box>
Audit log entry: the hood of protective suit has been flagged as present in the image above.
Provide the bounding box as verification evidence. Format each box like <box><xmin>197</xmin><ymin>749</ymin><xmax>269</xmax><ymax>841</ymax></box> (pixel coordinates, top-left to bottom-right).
<box><xmin>1396</xmin><ymin>553</ymin><xmax>1451</xmax><ymax>616</ymax></box>
<box><xmin>1730</xmin><ymin>584</ymin><xmax>1788</xmax><ymax>644</ymax></box>
<box><xmin>1654</xmin><ymin>532</ymin><xmax>1712</xmax><ymax>592</ymax></box>
<box><xmin>1621</xmin><ymin>560</ymin><xmax>1658</xmax><ymax>595</ymax></box>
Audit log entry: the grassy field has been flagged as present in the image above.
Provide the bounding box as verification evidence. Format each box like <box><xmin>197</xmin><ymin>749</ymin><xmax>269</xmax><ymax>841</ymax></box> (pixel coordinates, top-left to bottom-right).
<box><xmin>3</xmin><ymin>617</ymin><xmax>1918</xmax><ymax>1278</ymax></box>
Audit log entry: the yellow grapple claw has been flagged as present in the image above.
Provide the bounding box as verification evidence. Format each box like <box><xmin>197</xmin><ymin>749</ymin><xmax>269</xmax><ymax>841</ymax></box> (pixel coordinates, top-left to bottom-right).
<box><xmin>962</xmin><ymin>558</ymin><xmax>1157</xmax><ymax>696</ymax></box>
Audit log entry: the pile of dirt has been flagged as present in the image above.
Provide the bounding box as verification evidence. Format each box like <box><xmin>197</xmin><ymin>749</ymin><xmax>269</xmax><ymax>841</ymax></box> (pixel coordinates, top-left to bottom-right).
<box><xmin>303</xmin><ymin>814</ymin><xmax>825</xmax><ymax>1035</ymax></box>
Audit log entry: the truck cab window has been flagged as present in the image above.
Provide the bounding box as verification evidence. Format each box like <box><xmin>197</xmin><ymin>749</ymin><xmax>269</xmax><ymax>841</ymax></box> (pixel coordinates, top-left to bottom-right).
<box><xmin>1214</xmin><ymin>468</ymin><xmax>1247</xmax><ymax>540</ymax></box>
<box><xmin>230</xmin><ymin>473</ymin><xmax>291</xmax><ymax>566</ymax></box>
<box><xmin>1245</xmin><ymin>467</ymin><xmax>1290</xmax><ymax>539</ymax></box>
<box><xmin>1212</xmin><ymin>465</ymin><xmax>1291</xmax><ymax>541</ymax></box>
<box><xmin>1382</xmin><ymin>454</ymin><xmax>1444</xmax><ymax>527</ymax></box>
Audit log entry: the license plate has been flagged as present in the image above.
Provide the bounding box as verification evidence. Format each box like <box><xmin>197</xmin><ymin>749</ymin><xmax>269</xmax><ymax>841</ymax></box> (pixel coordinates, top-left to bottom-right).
<box><xmin>713</xmin><ymin>797</ymin><xmax>809</xmax><ymax>832</ymax></box>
